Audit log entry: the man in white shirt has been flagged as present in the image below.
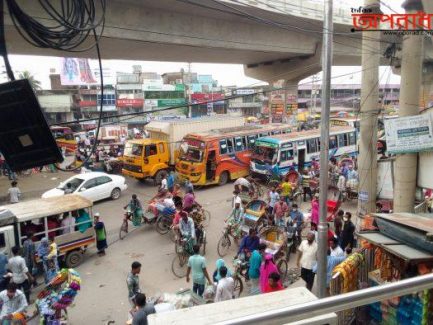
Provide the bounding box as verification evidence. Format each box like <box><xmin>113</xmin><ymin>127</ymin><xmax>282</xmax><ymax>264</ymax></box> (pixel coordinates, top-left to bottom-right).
<box><xmin>0</xmin><ymin>282</ymin><xmax>28</xmax><ymax>320</ymax></box>
<box><xmin>232</xmin><ymin>191</ymin><xmax>242</xmax><ymax>209</ymax></box>
<box><xmin>160</xmin><ymin>173</ymin><xmax>168</xmax><ymax>192</ymax></box>
<box><xmin>61</xmin><ymin>213</ymin><xmax>76</xmax><ymax>234</ymax></box>
<box><xmin>330</xmin><ymin>237</ymin><xmax>344</xmax><ymax>257</ymax></box>
<box><xmin>7</xmin><ymin>246</ymin><xmax>33</xmax><ymax>303</ymax></box>
<box><xmin>7</xmin><ymin>181</ymin><xmax>21</xmax><ymax>204</ymax></box>
<box><xmin>297</xmin><ymin>232</ymin><xmax>318</xmax><ymax>291</ymax></box>
<box><xmin>214</xmin><ymin>266</ymin><xmax>234</xmax><ymax>302</ymax></box>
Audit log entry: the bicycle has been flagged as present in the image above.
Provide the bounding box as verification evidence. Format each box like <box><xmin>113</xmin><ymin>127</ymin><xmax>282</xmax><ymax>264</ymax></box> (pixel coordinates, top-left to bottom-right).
<box><xmin>190</xmin><ymin>206</ymin><xmax>211</xmax><ymax>228</ymax></box>
<box><xmin>217</xmin><ymin>224</ymin><xmax>241</xmax><ymax>257</ymax></box>
<box><xmin>231</xmin><ymin>258</ymin><xmax>250</xmax><ymax>298</ymax></box>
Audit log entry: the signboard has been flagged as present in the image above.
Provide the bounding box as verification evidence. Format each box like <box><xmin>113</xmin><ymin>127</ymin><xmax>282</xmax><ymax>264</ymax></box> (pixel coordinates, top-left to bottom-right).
<box><xmin>384</xmin><ymin>115</ymin><xmax>433</xmax><ymax>154</ymax></box>
<box><xmin>117</xmin><ymin>98</ymin><xmax>144</xmax><ymax>108</ymax></box>
<box><xmin>157</xmin><ymin>98</ymin><xmax>187</xmax><ymax>107</ymax></box>
<box><xmin>236</xmin><ymin>89</ymin><xmax>255</xmax><ymax>95</ymax></box>
<box><xmin>60</xmin><ymin>58</ymin><xmax>97</xmax><ymax>85</ymax></box>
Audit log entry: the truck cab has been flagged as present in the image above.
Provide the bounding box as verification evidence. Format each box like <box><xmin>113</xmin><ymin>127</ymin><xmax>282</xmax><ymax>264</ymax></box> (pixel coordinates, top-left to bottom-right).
<box><xmin>122</xmin><ymin>139</ymin><xmax>170</xmax><ymax>184</ymax></box>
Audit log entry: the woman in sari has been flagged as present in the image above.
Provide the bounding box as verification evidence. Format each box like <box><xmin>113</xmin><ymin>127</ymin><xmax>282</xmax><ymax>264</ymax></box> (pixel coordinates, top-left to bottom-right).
<box><xmin>212</xmin><ymin>259</ymin><xmax>233</xmax><ymax>283</ymax></box>
<box><xmin>75</xmin><ymin>209</ymin><xmax>92</xmax><ymax>233</ymax></box>
<box><xmin>259</xmin><ymin>254</ymin><xmax>280</xmax><ymax>293</ymax></box>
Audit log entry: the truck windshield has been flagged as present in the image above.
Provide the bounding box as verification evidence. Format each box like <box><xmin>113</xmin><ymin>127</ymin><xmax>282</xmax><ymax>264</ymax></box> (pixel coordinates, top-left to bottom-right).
<box><xmin>252</xmin><ymin>146</ymin><xmax>277</xmax><ymax>164</ymax></box>
<box><xmin>180</xmin><ymin>141</ymin><xmax>204</xmax><ymax>162</ymax></box>
<box><xmin>124</xmin><ymin>143</ymin><xmax>143</xmax><ymax>157</ymax></box>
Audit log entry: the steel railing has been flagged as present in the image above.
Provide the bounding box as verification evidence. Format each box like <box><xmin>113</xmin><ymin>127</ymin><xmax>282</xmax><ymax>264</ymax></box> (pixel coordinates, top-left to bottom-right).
<box><xmin>215</xmin><ymin>273</ymin><xmax>433</xmax><ymax>325</ymax></box>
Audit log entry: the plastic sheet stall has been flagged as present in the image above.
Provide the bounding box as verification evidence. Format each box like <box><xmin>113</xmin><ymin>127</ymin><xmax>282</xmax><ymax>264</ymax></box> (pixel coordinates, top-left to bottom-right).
<box><xmin>331</xmin><ymin>228</ymin><xmax>433</xmax><ymax>325</ymax></box>
<box><xmin>329</xmin><ymin>249</ymin><xmax>368</xmax><ymax>325</ymax></box>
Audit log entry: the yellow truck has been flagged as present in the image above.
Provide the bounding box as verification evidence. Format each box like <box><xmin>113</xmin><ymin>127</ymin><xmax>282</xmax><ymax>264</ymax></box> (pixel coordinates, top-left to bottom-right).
<box><xmin>122</xmin><ymin>116</ymin><xmax>245</xmax><ymax>184</ymax></box>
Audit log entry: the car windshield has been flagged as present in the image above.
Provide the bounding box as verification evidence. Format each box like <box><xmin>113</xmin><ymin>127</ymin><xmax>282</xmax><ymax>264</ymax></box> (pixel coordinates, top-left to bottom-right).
<box><xmin>252</xmin><ymin>146</ymin><xmax>277</xmax><ymax>164</ymax></box>
<box><xmin>124</xmin><ymin>143</ymin><xmax>143</xmax><ymax>156</ymax></box>
<box><xmin>179</xmin><ymin>141</ymin><xmax>204</xmax><ymax>162</ymax></box>
<box><xmin>58</xmin><ymin>177</ymin><xmax>85</xmax><ymax>191</ymax></box>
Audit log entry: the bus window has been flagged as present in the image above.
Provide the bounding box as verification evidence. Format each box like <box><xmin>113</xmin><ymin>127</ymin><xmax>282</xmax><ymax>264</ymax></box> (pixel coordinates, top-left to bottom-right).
<box><xmin>349</xmin><ymin>132</ymin><xmax>357</xmax><ymax>145</ymax></box>
<box><xmin>259</xmin><ymin>133</ymin><xmax>268</xmax><ymax>137</ymax></box>
<box><xmin>280</xmin><ymin>149</ymin><xmax>294</xmax><ymax>162</ymax></box>
<box><xmin>226</xmin><ymin>138</ymin><xmax>234</xmax><ymax>153</ymax></box>
<box><xmin>219</xmin><ymin>139</ymin><xmax>228</xmax><ymax>155</ymax></box>
<box><xmin>242</xmin><ymin>136</ymin><xmax>247</xmax><ymax>150</ymax></box>
<box><xmin>145</xmin><ymin>144</ymin><xmax>157</xmax><ymax>156</ymax></box>
<box><xmin>337</xmin><ymin>134</ymin><xmax>346</xmax><ymax>147</ymax></box>
<box><xmin>234</xmin><ymin>137</ymin><xmax>244</xmax><ymax>151</ymax></box>
<box><xmin>247</xmin><ymin>135</ymin><xmax>256</xmax><ymax>149</ymax></box>
<box><xmin>317</xmin><ymin>138</ymin><xmax>321</xmax><ymax>151</ymax></box>
<box><xmin>330</xmin><ymin>136</ymin><xmax>337</xmax><ymax>149</ymax></box>
<box><xmin>307</xmin><ymin>139</ymin><xmax>317</xmax><ymax>153</ymax></box>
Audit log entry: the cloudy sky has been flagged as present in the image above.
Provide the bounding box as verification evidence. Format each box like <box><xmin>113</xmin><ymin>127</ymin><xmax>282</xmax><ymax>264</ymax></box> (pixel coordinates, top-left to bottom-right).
<box><xmin>4</xmin><ymin>0</ymin><xmax>404</xmax><ymax>89</ymax></box>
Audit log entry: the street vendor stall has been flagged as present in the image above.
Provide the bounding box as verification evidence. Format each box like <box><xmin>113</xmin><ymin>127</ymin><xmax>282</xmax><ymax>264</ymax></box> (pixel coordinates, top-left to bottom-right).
<box><xmin>330</xmin><ymin>213</ymin><xmax>433</xmax><ymax>325</ymax></box>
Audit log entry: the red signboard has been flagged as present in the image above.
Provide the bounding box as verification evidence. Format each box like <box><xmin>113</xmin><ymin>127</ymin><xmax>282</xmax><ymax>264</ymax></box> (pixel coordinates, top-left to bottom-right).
<box><xmin>117</xmin><ymin>98</ymin><xmax>144</xmax><ymax>108</ymax></box>
<box><xmin>79</xmin><ymin>100</ymin><xmax>97</xmax><ymax>107</ymax></box>
<box><xmin>191</xmin><ymin>93</ymin><xmax>224</xmax><ymax>104</ymax></box>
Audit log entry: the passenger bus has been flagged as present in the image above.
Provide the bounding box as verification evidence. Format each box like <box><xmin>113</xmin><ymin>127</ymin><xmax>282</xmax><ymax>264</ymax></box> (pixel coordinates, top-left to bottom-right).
<box><xmin>175</xmin><ymin>124</ymin><xmax>292</xmax><ymax>186</ymax></box>
<box><xmin>250</xmin><ymin>126</ymin><xmax>357</xmax><ymax>177</ymax></box>
<box><xmin>330</xmin><ymin>117</ymin><xmax>360</xmax><ymax>132</ymax></box>
<box><xmin>50</xmin><ymin>126</ymin><xmax>77</xmax><ymax>155</ymax></box>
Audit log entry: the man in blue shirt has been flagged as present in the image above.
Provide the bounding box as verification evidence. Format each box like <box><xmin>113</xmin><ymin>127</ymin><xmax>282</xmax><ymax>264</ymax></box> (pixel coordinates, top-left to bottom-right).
<box><xmin>167</xmin><ymin>171</ymin><xmax>175</xmax><ymax>193</ymax></box>
<box><xmin>313</xmin><ymin>248</ymin><xmax>346</xmax><ymax>295</ymax></box>
<box><xmin>237</xmin><ymin>228</ymin><xmax>260</xmax><ymax>260</ymax></box>
<box><xmin>248</xmin><ymin>243</ymin><xmax>267</xmax><ymax>295</ymax></box>
<box><xmin>289</xmin><ymin>204</ymin><xmax>304</xmax><ymax>228</ymax></box>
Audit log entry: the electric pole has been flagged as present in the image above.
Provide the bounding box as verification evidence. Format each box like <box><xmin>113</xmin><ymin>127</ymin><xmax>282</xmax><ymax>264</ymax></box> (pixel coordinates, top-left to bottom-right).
<box><xmin>393</xmin><ymin>0</ymin><xmax>424</xmax><ymax>212</ymax></box>
<box><xmin>317</xmin><ymin>0</ymin><xmax>333</xmax><ymax>299</ymax></box>
<box><xmin>357</xmin><ymin>0</ymin><xmax>381</xmax><ymax>217</ymax></box>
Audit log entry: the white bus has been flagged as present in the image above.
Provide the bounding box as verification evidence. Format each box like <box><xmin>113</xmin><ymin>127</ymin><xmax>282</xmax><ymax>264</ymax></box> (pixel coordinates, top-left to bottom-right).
<box><xmin>250</xmin><ymin>126</ymin><xmax>357</xmax><ymax>176</ymax></box>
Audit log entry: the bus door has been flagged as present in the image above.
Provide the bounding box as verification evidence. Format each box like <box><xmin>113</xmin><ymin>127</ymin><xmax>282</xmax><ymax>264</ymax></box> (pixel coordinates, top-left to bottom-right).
<box><xmin>206</xmin><ymin>150</ymin><xmax>216</xmax><ymax>181</ymax></box>
<box><xmin>297</xmin><ymin>140</ymin><xmax>307</xmax><ymax>171</ymax></box>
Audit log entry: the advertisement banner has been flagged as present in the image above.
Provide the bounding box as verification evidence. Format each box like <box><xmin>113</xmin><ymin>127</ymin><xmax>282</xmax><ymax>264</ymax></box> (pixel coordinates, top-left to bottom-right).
<box><xmin>384</xmin><ymin>114</ymin><xmax>433</xmax><ymax>154</ymax></box>
<box><xmin>117</xmin><ymin>99</ymin><xmax>144</xmax><ymax>108</ymax></box>
<box><xmin>157</xmin><ymin>98</ymin><xmax>187</xmax><ymax>107</ymax></box>
<box><xmin>60</xmin><ymin>58</ymin><xmax>97</xmax><ymax>85</ymax></box>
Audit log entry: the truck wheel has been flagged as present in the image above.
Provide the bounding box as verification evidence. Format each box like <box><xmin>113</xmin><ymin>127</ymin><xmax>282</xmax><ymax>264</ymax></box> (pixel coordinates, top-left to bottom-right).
<box><xmin>154</xmin><ymin>170</ymin><xmax>166</xmax><ymax>186</ymax></box>
<box><xmin>65</xmin><ymin>250</ymin><xmax>83</xmax><ymax>268</ymax></box>
<box><xmin>219</xmin><ymin>171</ymin><xmax>229</xmax><ymax>185</ymax></box>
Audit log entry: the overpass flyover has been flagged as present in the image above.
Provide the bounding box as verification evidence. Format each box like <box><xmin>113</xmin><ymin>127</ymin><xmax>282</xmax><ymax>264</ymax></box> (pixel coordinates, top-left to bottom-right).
<box><xmin>3</xmin><ymin>0</ymin><xmax>433</xmax><ymax>84</ymax></box>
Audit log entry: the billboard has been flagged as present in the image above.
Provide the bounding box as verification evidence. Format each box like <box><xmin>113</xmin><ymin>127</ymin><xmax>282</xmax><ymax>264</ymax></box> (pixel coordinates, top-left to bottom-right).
<box><xmin>384</xmin><ymin>114</ymin><xmax>433</xmax><ymax>154</ymax></box>
<box><xmin>60</xmin><ymin>58</ymin><xmax>97</xmax><ymax>85</ymax></box>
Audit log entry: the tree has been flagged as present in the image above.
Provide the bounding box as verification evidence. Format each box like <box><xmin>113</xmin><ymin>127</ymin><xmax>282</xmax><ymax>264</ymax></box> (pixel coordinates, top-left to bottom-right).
<box><xmin>18</xmin><ymin>70</ymin><xmax>42</xmax><ymax>92</ymax></box>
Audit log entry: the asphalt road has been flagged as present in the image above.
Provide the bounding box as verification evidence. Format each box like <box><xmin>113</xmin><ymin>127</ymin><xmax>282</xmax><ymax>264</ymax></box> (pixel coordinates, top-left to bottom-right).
<box><xmin>68</xmin><ymin>177</ymin><xmax>238</xmax><ymax>324</ymax></box>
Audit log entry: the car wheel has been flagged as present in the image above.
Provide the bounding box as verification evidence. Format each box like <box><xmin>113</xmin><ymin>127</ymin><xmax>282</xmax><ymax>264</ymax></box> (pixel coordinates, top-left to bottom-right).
<box><xmin>110</xmin><ymin>188</ymin><xmax>121</xmax><ymax>200</ymax></box>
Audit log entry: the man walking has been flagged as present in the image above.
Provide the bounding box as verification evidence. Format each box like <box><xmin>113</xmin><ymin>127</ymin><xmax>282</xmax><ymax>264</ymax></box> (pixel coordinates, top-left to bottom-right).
<box><xmin>127</xmin><ymin>261</ymin><xmax>142</xmax><ymax>307</ymax></box>
<box><xmin>214</xmin><ymin>266</ymin><xmax>234</xmax><ymax>302</ymax></box>
<box><xmin>7</xmin><ymin>247</ymin><xmax>33</xmax><ymax>303</ymax></box>
<box><xmin>340</xmin><ymin>212</ymin><xmax>355</xmax><ymax>250</ymax></box>
<box><xmin>297</xmin><ymin>232</ymin><xmax>317</xmax><ymax>291</ymax></box>
<box><xmin>186</xmin><ymin>245</ymin><xmax>212</xmax><ymax>297</ymax></box>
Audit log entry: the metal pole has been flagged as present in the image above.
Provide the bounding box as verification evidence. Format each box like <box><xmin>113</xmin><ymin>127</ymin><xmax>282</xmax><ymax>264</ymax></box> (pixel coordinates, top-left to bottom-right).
<box><xmin>317</xmin><ymin>0</ymin><xmax>333</xmax><ymax>299</ymax></box>
<box><xmin>357</xmin><ymin>0</ymin><xmax>381</xmax><ymax>217</ymax></box>
<box><xmin>217</xmin><ymin>273</ymin><xmax>433</xmax><ymax>325</ymax></box>
<box><xmin>393</xmin><ymin>0</ymin><xmax>424</xmax><ymax>212</ymax></box>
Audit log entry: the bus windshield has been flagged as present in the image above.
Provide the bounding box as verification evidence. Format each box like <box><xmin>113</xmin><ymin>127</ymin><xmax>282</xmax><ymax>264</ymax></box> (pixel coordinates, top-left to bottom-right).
<box><xmin>180</xmin><ymin>140</ymin><xmax>205</xmax><ymax>162</ymax></box>
<box><xmin>124</xmin><ymin>143</ymin><xmax>143</xmax><ymax>157</ymax></box>
<box><xmin>252</xmin><ymin>145</ymin><xmax>277</xmax><ymax>164</ymax></box>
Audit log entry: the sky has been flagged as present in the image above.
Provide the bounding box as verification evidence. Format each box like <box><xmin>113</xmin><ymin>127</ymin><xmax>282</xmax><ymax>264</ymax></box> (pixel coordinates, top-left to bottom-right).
<box><xmin>4</xmin><ymin>0</ymin><xmax>404</xmax><ymax>89</ymax></box>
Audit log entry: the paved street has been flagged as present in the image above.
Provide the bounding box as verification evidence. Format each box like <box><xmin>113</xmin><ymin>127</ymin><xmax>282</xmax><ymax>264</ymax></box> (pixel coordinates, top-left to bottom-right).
<box><xmin>0</xmin><ymin>172</ymin><xmax>357</xmax><ymax>324</ymax></box>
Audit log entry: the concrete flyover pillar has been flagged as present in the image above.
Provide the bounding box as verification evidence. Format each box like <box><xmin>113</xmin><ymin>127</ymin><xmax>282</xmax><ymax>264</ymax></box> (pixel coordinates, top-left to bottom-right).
<box><xmin>393</xmin><ymin>0</ymin><xmax>424</xmax><ymax>213</ymax></box>
<box><xmin>268</xmin><ymin>78</ymin><xmax>302</xmax><ymax>126</ymax></box>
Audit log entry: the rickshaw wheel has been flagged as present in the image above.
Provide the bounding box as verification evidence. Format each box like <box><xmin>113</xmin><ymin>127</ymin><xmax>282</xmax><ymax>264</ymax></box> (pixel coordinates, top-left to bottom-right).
<box><xmin>233</xmin><ymin>275</ymin><xmax>244</xmax><ymax>297</ymax></box>
<box><xmin>217</xmin><ymin>234</ymin><xmax>231</xmax><ymax>257</ymax></box>
<box><xmin>171</xmin><ymin>254</ymin><xmax>188</xmax><ymax>278</ymax></box>
<box><xmin>201</xmin><ymin>210</ymin><xmax>211</xmax><ymax>227</ymax></box>
<box><xmin>277</xmin><ymin>259</ymin><xmax>288</xmax><ymax>282</ymax></box>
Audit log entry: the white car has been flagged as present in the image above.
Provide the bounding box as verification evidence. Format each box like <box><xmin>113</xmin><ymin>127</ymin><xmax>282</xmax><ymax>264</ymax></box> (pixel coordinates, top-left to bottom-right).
<box><xmin>42</xmin><ymin>172</ymin><xmax>128</xmax><ymax>202</ymax></box>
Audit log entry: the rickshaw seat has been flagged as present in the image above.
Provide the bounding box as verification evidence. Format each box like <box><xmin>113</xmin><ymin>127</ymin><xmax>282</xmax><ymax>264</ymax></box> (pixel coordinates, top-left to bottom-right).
<box><xmin>327</xmin><ymin>201</ymin><xmax>338</xmax><ymax>211</ymax></box>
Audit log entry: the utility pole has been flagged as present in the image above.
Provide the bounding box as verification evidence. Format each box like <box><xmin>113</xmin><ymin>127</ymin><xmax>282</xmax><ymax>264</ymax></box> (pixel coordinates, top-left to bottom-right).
<box><xmin>394</xmin><ymin>0</ymin><xmax>424</xmax><ymax>212</ymax></box>
<box><xmin>187</xmin><ymin>63</ymin><xmax>192</xmax><ymax>118</ymax></box>
<box><xmin>357</xmin><ymin>0</ymin><xmax>381</xmax><ymax>217</ymax></box>
<box><xmin>317</xmin><ymin>0</ymin><xmax>333</xmax><ymax>299</ymax></box>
